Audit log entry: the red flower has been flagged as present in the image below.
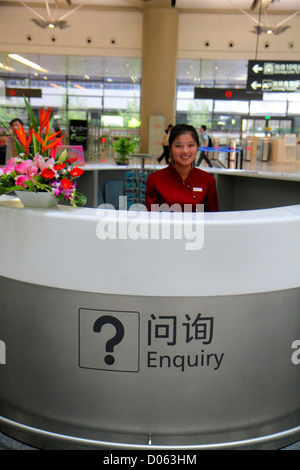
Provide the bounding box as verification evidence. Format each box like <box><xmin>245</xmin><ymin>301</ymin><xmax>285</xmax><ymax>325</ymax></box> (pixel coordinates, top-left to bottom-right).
<box><xmin>61</xmin><ymin>177</ymin><xmax>73</xmax><ymax>190</ymax></box>
<box><xmin>70</xmin><ymin>167</ymin><xmax>83</xmax><ymax>177</ymax></box>
<box><xmin>54</xmin><ymin>162</ymin><xmax>66</xmax><ymax>170</ymax></box>
<box><xmin>42</xmin><ymin>168</ymin><xmax>55</xmax><ymax>179</ymax></box>
<box><xmin>66</xmin><ymin>157</ymin><xmax>78</xmax><ymax>164</ymax></box>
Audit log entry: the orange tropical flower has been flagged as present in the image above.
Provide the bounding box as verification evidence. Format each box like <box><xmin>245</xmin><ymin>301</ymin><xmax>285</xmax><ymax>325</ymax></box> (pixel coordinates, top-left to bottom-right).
<box><xmin>32</xmin><ymin>130</ymin><xmax>63</xmax><ymax>154</ymax></box>
<box><xmin>13</xmin><ymin>124</ymin><xmax>33</xmax><ymax>154</ymax></box>
<box><xmin>39</xmin><ymin>106</ymin><xmax>52</xmax><ymax>135</ymax></box>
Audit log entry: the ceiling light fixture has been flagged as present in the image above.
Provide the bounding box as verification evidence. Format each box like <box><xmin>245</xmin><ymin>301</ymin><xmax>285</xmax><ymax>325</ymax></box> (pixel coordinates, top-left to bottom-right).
<box><xmin>49</xmin><ymin>83</ymin><xmax>64</xmax><ymax>89</ymax></box>
<box><xmin>227</xmin><ymin>0</ymin><xmax>300</xmax><ymax>35</ymax></box>
<box><xmin>17</xmin><ymin>0</ymin><xmax>89</xmax><ymax>29</ymax></box>
<box><xmin>0</xmin><ymin>63</ymin><xmax>16</xmax><ymax>72</ymax></box>
<box><xmin>250</xmin><ymin>0</ymin><xmax>277</xmax><ymax>10</ymax></box>
<box><xmin>8</xmin><ymin>54</ymin><xmax>48</xmax><ymax>72</ymax></box>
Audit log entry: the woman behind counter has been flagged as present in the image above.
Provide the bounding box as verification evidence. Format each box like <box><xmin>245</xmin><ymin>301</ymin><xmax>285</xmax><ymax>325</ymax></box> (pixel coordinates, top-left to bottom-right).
<box><xmin>145</xmin><ymin>124</ymin><xmax>219</xmax><ymax>212</ymax></box>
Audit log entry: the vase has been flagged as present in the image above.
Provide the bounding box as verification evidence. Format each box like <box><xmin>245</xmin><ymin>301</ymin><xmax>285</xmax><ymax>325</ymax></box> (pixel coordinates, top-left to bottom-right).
<box><xmin>15</xmin><ymin>191</ymin><xmax>58</xmax><ymax>208</ymax></box>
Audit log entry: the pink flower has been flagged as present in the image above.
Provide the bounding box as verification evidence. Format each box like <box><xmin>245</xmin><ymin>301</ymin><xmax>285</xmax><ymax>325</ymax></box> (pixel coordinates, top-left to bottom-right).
<box><xmin>6</xmin><ymin>158</ymin><xmax>16</xmax><ymax>167</ymax></box>
<box><xmin>15</xmin><ymin>160</ymin><xmax>38</xmax><ymax>177</ymax></box>
<box><xmin>33</xmin><ymin>154</ymin><xmax>55</xmax><ymax>171</ymax></box>
<box><xmin>15</xmin><ymin>175</ymin><xmax>32</xmax><ymax>188</ymax></box>
<box><xmin>15</xmin><ymin>162</ymin><xmax>29</xmax><ymax>175</ymax></box>
<box><xmin>3</xmin><ymin>164</ymin><xmax>15</xmax><ymax>174</ymax></box>
<box><xmin>28</xmin><ymin>164</ymin><xmax>38</xmax><ymax>177</ymax></box>
<box><xmin>50</xmin><ymin>182</ymin><xmax>62</xmax><ymax>197</ymax></box>
<box><xmin>24</xmin><ymin>160</ymin><xmax>38</xmax><ymax>177</ymax></box>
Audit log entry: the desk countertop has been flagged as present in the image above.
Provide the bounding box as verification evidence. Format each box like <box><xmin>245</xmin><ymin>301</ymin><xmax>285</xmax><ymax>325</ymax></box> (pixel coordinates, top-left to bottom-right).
<box><xmin>81</xmin><ymin>161</ymin><xmax>300</xmax><ymax>182</ymax></box>
<box><xmin>0</xmin><ymin>196</ymin><xmax>299</xmax><ymax>298</ymax></box>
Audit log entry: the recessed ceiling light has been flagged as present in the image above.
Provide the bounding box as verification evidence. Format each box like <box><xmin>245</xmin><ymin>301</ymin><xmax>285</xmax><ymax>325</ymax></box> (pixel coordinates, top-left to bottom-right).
<box><xmin>0</xmin><ymin>62</ymin><xmax>15</xmax><ymax>72</ymax></box>
<box><xmin>8</xmin><ymin>54</ymin><xmax>48</xmax><ymax>72</ymax></box>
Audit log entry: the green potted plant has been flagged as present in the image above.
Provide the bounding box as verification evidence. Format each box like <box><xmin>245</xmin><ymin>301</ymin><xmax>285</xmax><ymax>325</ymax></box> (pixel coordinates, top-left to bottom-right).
<box><xmin>111</xmin><ymin>137</ymin><xmax>137</xmax><ymax>165</ymax></box>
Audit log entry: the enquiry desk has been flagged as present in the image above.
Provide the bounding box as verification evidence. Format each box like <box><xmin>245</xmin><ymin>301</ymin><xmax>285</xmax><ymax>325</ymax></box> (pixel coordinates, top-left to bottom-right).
<box><xmin>0</xmin><ymin>197</ymin><xmax>299</xmax><ymax>450</ymax></box>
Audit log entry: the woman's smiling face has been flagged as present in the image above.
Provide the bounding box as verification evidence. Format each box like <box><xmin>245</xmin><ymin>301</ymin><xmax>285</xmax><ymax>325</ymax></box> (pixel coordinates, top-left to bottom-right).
<box><xmin>171</xmin><ymin>132</ymin><xmax>198</xmax><ymax>169</ymax></box>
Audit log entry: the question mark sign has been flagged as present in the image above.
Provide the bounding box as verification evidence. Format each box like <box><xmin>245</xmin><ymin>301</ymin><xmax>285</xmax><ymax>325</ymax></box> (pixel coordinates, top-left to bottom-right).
<box><xmin>93</xmin><ymin>315</ymin><xmax>125</xmax><ymax>366</ymax></box>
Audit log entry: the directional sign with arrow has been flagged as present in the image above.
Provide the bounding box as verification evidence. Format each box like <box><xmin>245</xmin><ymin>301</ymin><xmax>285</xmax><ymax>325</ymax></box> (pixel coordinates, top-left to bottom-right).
<box><xmin>251</xmin><ymin>64</ymin><xmax>263</xmax><ymax>74</ymax></box>
<box><xmin>247</xmin><ymin>60</ymin><xmax>300</xmax><ymax>93</ymax></box>
<box><xmin>250</xmin><ymin>81</ymin><xmax>262</xmax><ymax>90</ymax></box>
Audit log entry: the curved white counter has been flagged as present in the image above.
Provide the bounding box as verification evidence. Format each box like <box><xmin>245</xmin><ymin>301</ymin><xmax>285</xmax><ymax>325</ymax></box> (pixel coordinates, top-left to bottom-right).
<box><xmin>0</xmin><ymin>196</ymin><xmax>299</xmax><ymax>450</ymax></box>
<box><xmin>0</xmin><ymin>197</ymin><xmax>299</xmax><ymax>298</ymax></box>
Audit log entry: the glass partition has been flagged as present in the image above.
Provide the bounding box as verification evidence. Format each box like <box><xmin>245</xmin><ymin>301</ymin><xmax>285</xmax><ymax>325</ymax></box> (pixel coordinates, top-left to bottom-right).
<box><xmin>1</xmin><ymin>54</ymin><xmax>300</xmax><ymax>159</ymax></box>
<box><xmin>0</xmin><ymin>55</ymin><xmax>141</xmax><ymax>162</ymax></box>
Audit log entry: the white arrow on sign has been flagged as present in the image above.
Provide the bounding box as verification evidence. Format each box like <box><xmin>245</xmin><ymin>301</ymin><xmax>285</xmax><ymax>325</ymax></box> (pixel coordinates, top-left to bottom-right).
<box><xmin>252</xmin><ymin>64</ymin><xmax>263</xmax><ymax>74</ymax></box>
<box><xmin>251</xmin><ymin>81</ymin><xmax>262</xmax><ymax>90</ymax></box>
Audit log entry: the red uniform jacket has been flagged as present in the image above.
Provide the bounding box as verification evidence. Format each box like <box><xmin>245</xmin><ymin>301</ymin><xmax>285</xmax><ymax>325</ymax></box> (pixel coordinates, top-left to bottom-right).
<box><xmin>145</xmin><ymin>163</ymin><xmax>219</xmax><ymax>212</ymax></box>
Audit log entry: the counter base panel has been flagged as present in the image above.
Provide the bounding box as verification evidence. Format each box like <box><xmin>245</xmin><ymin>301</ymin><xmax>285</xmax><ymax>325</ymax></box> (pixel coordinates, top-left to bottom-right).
<box><xmin>0</xmin><ymin>276</ymin><xmax>299</xmax><ymax>450</ymax></box>
<box><xmin>1</xmin><ymin>415</ymin><xmax>300</xmax><ymax>450</ymax></box>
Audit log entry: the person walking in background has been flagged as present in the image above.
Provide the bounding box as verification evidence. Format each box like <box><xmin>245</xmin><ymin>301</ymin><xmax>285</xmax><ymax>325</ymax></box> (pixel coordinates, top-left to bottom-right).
<box><xmin>196</xmin><ymin>125</ymin><xmax>213</xmax><ymax>167</ymax></box>
<box><xmin>157</xmin><ymin>124</ymin><xmax>173</xmax><ymax>164</ymax></box>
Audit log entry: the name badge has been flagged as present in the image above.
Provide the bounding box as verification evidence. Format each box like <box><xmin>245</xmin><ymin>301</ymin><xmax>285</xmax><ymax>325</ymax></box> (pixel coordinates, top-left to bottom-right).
<box><xmin>193</xmin><ymin>187</ymin><xmax>203</xmax><ymax>192</ymax></box>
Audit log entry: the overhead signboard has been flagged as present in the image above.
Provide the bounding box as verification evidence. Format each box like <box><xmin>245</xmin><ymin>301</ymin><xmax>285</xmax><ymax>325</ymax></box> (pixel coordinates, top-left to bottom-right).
<box><xmin>247</xmin><ymin>60</ymin><xmax>300</xmax><ymax>93</ymax></box>
<box><xmin>194</xmin><ymin>88</ymin><xmax>262</xmax><ymax>101</ymax></box>
<box><xmin>6</xmin><ymin>87</ymin><xmax>42</xmax><ymax>98</ymax></box>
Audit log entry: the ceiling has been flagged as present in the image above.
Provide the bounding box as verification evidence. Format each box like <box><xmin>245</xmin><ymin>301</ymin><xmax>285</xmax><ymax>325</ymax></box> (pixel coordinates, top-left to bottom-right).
<box><xmin>1</xmin><ymin>0</ymin><xmax>300</xmax><ymax>79</ymax></box>
<box><xmin>2</xmin><ymin>0</ymin><xmax>300</xmax><ymax>13</ymax></box>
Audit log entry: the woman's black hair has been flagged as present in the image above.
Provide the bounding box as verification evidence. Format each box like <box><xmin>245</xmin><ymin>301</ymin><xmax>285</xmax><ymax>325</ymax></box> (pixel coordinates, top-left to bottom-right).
<box><xmin>10</xmin><ymin>118</ymin><xmax>24</xmax><ymax>127</ymax></box>
<box><xmin>169</xmin><ymin>124</ymin><xmax>199</xmax><ymax>148</ymax></box>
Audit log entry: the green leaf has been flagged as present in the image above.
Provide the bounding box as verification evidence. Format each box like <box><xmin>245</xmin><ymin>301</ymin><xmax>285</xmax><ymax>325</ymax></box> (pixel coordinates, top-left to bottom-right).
<box><xmin>0</xmin><ymin>184</ymin><xmax>28</xmax><ymax>194</ymax></box>
<box><xmin>58</xmin><ymin>149</ymin><xmax>68</xmax><ymax>162</ymax></box>
<box><xmin>75</xmin><ymin>192</ymin><xmax>87</xmax><ymax>206</ymax></box>
<box><xmin>23</xmin><ymin>95</ymin><xmax>39</xmax><ymax>156</ymax></box>
<box><xmin>13</xmin><ymin>184</ymin><xmax>32</xmax><ymax>191</ymax></box>
<box><xmin>24</xmin><ymin>180</ymin><xmax>35</xmax><ymax>191</ymax></box>
<box><xmin>14</xmin><ymin>138</ymin><xmax>26</xmax><ymax>156</ymax></box>
<box><xmin>24</xmin><ymin>96</ymin><xmax>38</xmax><ymax>133</ymax></box>
<box><xmin>0</xmin><ymin>120</ymin><xmax>12</xmax><ymax>134</ymax></box>
<box><xmin>49</xmin><ymin>113</ymin><xmax>55</xmax><ymax>134</ymax></box>
<box><xmin>0</xmin><ymin>187</ymin><xmax>9</xmax><ymax>195</ymax></box>
<box><xmin>35</xmin><ymin>181</ymin><xmax>51</xmax><ymax>192</ymax></box>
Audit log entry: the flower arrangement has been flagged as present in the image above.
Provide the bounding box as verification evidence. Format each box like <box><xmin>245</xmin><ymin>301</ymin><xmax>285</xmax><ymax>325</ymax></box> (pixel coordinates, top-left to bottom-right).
<box><xmin>0</xmin><ymin>97</ymin><xmax>86</xmax><ymax>207</ymax></box>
